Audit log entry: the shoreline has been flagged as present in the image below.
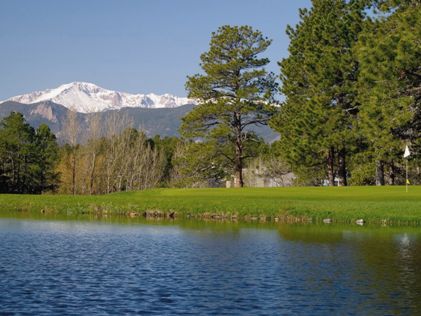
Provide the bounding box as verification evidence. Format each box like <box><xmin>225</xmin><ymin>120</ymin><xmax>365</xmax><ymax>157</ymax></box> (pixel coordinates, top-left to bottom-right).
<box><xmin>3</xmin><ymin>209</ymin><xmax>421</xmax><ymax>228</ymax></box>
<box><xmin>1</xmin><ymin>186</ymin><xmax>421</xmax><ymax>226</ymax></box>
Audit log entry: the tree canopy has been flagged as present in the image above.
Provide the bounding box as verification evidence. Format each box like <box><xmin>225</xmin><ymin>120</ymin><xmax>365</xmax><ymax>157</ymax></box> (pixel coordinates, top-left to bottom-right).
<box><xmin>270</xmin><ymin>0</ymin><xmax>367</xmax><ymax>186</ymax></box>
<box><xmin>0</xmin><ymin>112</ymin><xmax>59</xmax><ymax>193</ymax></box>
<box><xmin>181</xmin><ymin>25</ymin><xmax>278</xmax><ymax>187</ymax></box>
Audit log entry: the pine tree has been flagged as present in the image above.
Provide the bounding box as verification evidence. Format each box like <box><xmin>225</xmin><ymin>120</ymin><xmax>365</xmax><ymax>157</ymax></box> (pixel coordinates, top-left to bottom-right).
<box><xmin>356</xmin><ymin>0</ymin><xmax>420</xmax><ymax>185</ymax></box>
<box><xmin>181</xmin><ymin>25</ymin><xmax>278</xmax><ymax>187</ymax></box>
<box><xmin>271</xmin><ymin>0</ymin><xmax>366</xmax><ymax>185</ymax></box>
<box><xmin>0</xmin><ymin>113</ymin><xmax>59</xmax><ymax>193</ymax></box>
<box><xmin>35</xmin><ymin>124</ymin><xmax>60</xmax><ymax>192</ymax></box>
<box><xmin>0</xmin><ymin>112</ymin><xmax>36</xmax><ymax>192</ymax></box>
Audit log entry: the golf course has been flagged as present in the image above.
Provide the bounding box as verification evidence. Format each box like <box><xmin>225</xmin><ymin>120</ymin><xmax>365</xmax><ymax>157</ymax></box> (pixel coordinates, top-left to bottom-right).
<box><xmin>1</xmin><ymin>186</ymin><xmax>421</xmax><ymax>225</ymax></box>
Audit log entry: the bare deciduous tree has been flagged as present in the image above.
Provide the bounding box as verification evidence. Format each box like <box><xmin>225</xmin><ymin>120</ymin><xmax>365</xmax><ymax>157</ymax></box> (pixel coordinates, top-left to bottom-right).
<box><xmin>63</xmin><ymin>107</ymin><xmax>79</xmax><ymax>195</ymax></box>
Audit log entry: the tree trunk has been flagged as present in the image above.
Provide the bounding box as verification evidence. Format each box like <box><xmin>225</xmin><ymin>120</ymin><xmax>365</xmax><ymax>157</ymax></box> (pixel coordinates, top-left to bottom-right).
<box><xmin>338</xmin><ymin>148</ymin><xmax>347</xmax><ymax>186</ymax></box>
<box><xmin>234</xmin><ymin>144</ymin><xmax>244</xmax><ymax>187</ymax></box>
<box><xmin>389</xmin><ymin>162</ymin><xmax>396</xmax><ymax>185</ymax></box>
<box><xmin>234</xmin><ymin>112</ymin><xmax>244</xmax><ymax>188</ymax></box>
<box><xmin>106</xmin><ymin>173</ymin><xmax>111</xmax><ymax>194</ymax></box>
<box><xmin>327</xmin><ymin>147</ymin><xmax>335</xmax><ymax>186</ymax></box>
<box><xmin>89</xmin><ymin>152</ymin><xmax>96</xmax><ymax>195</ymax></box>
<box><xmin>11</xmin><ymin>157</ymin><xmax>16</xmax><ymax>190</ymax></box>
<box><xmin>234</xmin><ymin>165</ymin><xmax>244</xmax><ymax>188</ymax></box>
<box><xmin>234</xmin><ymin>148</ymin><xmax>244</xmax><ymax>188</ymax></box>
<box><xmin>71</xmin><ymin>150</ymin><xmax>76</xmax><ymax>195</ymax></box>
<box><xmin>375</xmin><ymin>160</ymin><xmax>385</xmax><ymax>186</ymax></box>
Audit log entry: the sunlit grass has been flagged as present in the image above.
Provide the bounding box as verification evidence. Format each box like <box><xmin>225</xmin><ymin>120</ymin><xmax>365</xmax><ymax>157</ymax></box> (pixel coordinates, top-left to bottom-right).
<box><xmin>1</xmin><ymin>186</ymin><xmax>421</xmax><ymax>224</ymax></box>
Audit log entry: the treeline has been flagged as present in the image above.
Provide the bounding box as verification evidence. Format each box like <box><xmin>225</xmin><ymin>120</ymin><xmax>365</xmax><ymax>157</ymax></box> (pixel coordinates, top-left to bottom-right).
<box><xmin>271</xmin><ymin>0</ymin><xmax>421</xmax><ymax>186</ymax></box>
<box><xmin>59</xmin><ymin>126</ymin><xmax>282</xmax><ymax>194</ymax></box>
<box><xmin>0</xmin><ymin>113</ymin><xmax>59</xmax><ymax>193</ymax></box>
<box><xmin>180</xmin><ymin>0</ymin><xmax>420</xmax><ymax>187</ymax></box>
<box><xmin>0</xmin><ymin>111</ymin><xmax>283</xmax><ymax>194</ymax></box>
<box><xmin>58</xmin><ymin>129</ymin><xmax>164</xmax><ymax>195</ymax></box>
<box><xmin>272</xmin><ymin>0</ymin><xmax>421</xmax><ymax>185</ymax></box>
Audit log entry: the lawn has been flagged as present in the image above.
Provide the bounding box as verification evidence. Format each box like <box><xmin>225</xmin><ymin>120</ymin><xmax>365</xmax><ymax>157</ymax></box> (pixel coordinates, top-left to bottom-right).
<box><xmin>1</xmin><ymin>186</ymin><xmax>421</xmax><ymax>224</ymax></box>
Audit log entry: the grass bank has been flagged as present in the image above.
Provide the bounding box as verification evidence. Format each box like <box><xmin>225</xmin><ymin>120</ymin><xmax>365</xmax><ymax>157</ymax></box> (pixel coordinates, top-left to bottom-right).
<box><xmin>1</xmin><ymin>186</ymin><xmax>421</xmax><ymax>225</ymax></box>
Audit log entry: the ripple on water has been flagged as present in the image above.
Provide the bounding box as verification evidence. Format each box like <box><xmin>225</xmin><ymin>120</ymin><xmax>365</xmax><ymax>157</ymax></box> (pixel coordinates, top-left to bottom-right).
<box><xmin>1</xmin><ymin>219</ymin><xmax>421</xmax><ymax>315</ymax></box>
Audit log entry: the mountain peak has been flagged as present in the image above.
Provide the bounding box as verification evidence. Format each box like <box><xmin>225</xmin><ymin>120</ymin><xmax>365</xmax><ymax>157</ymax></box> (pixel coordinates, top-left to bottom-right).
<box><xmin>5</xmin><ymin>82</ymin><xmax>195</xmax><ymax>113</ymax></box>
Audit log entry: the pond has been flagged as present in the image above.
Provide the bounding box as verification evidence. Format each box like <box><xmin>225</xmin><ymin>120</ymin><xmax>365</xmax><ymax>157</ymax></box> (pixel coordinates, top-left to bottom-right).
<box><xmin>1</xmin><ymin>217</ymin><xmax>421</xmax><ymax>315</ymax></box>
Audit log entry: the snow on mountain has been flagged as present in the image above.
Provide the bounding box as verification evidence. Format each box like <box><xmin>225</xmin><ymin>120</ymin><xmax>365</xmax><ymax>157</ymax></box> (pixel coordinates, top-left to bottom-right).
<box><xmin>5</xmin><ymin>82</ymin><xmax>195</xmax><ymax>113</ymax></box>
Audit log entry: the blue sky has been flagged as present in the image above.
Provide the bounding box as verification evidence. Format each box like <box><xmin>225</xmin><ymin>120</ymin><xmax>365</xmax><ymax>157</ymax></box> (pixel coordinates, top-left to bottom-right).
<box><xmin>0</xmin><ymin>0</ymin><xmax>311</xmax><ymax>99</ymax></box>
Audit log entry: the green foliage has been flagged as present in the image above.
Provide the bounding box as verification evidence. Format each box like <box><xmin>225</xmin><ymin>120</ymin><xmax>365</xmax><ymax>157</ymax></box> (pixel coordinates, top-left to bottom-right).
<box><xmin>356</xmin><ymin>1</ymin><xmax>421</xmax><ymax>183</ymax></box>
<box><xmin>270</xmin><ymin>0</ymin><xmax>420</xmax><ymax>186</ymax></box>
<box><xmin>0</xmin><ymin>112</ymin><xmax>59</xmax><ymax>193</ymax></box>
<box><xmin>271</xmin><ymin>0</ymin><xmax>366</xmax><ymax>186</ymax></box>
<box><xmin>36</xmin><ymin>124</ymin><xmax>60</xmax><ymax>191</ymax></box>
<box><xmin>348</xmin><ymin>154</ymin><xmax>377</xmax><ymax>185</ymax></box>
<box><xmin>151</xmin><ymin>136</ymin><xmax>181</xmax><ymax>186</ymax></box>
<box><xmin>181</xmin><ymin>25</ymin><xmax>278</xmax><ymax>187</ymax></box>
<box><xmin>171</xmin><ymin>141</ymin><xmax>227</xmax><ymax>188</ymax></box>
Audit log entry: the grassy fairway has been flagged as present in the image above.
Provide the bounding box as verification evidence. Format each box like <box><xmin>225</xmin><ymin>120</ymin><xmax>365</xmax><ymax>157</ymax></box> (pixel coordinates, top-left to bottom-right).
<box><xmin>1</xmin><ymin>186</ymin><xmax>421</xmax><ymax>224</ymax></box>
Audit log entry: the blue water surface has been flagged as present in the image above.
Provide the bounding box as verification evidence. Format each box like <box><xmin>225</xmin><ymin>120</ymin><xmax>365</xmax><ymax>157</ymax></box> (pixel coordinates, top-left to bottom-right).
<box><xmin>1</xmin><ymin>219</ymin><xmax>420</xmax><ymax>315</ymax></box>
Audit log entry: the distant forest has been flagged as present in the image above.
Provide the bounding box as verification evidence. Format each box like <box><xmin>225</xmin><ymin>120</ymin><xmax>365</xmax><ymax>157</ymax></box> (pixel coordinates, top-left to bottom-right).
<box><xmin>0</xmin><ymin>0</ymin><xmax>419</xmax><ymax>194</ymax></box>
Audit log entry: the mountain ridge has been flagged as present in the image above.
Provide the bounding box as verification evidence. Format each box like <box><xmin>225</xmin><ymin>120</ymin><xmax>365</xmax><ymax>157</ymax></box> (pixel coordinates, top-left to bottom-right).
<box><xmin>0</xmin><ymin>83</ymin><xmax>278</xmax><ymax>142</ymax></box>
<box><xmin>0</xmin><ymin>100</ymin><xmax>196</xmax><ymax>141</ymax></box>
<box><xmin>0</xmin><ymin>100</ymin><xmax>278</xmax><ymax>143</ymax></box>
<box><xmin>4</xmin><ymin>82</ymin><xmax>196</xmax><ymax>113</ymax></box>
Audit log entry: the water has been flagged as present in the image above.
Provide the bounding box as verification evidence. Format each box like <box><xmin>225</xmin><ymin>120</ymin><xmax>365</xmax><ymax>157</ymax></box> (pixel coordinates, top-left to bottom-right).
<box><xmin>1</xmin><ymin>218</ymin><xmax>421</xmax><ymax>315</ymax></box>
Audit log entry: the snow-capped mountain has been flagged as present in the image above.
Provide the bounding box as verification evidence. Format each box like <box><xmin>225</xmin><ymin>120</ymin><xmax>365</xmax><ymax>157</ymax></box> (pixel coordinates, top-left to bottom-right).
<box><xmin>5</xmin><ymin>82</ymin><xmax>195</xmax><ymax>113</ymax></box>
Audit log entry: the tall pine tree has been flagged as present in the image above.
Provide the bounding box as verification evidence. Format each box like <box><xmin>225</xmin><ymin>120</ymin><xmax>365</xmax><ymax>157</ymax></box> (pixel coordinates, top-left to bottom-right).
<box><xmin>0</xmin><ymin>112</ymin><xmax>59</xmax><ymax>193</ymax></box>
<box><xmin>356</xmin><ymin>0</ymin><xmax>420</xmax><ymax>185</ymax></box>
<box><xmin>35</xmin><ymin>124</ymin><xmax>60</xmax><ymax>192</ymax></box>
<box><xmin>181</xmin><ymin>25</ymin><xmax>278</xmax><ymax>187</ymax></box>
<box><xmin>271</xmin><ymin>0</ymin><xmax>366</xmax><ymax>185</ymax></box>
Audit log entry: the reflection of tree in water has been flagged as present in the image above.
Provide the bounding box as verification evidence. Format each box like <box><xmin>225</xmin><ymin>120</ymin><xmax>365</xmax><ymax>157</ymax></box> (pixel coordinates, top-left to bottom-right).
<box><xmin>352</xmin><ymin>232</ymin><xmax>421</xmax><ymax>314</ymax></box>
<box><xmin>277</xmin><ymin>224</ymin><xmax>344</xmax><ymax>244</ymax></box>
<box><xmin>277</xmin><ymin>226</ymin><xmax>421</xmax><ymax>314</ymax></box>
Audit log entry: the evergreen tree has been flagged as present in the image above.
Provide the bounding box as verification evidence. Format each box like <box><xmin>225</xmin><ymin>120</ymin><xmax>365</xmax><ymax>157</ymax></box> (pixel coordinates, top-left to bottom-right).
<box><xmin>35</xmin><ymin>124</ymin><xmax>60</xmax><ymax>192</ymax></box>
<box><xmin>0</xmin><ymin>112</ymin><xmax>37</xmax><ymax>193</ymax></box>
<box><xmin>271</xmin><ymin>0</ymin><xmax>366</xmax><ymax>185</ymax></box>
<box><xmin>151</xmin><ymin>136</ymin><xmax>181</xmax><ymax>187</ymax></box>
<box><xmin>181</xmin><ymin>25</ymin><xmax>278</xmax><ymax>187</ymax></box>
<box><xmin>356</xmin><ymin>0</ymin><xmax>420</xmax><ymax>185</ymax></box>
<box><xmin>0</xmin><ymin>112</ymin><xmax>59</xmax><ymax>193</ymax></box>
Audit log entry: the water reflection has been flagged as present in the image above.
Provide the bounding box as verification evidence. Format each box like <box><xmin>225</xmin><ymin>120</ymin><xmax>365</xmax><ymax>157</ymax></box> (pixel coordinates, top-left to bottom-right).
<box><xmin>278</xmin><ymin>225</ymin><xmax>421</xmax><ymax>314</ymax></box>
<box><xmin>1</xmin><ymin>217</ymin><xmax>421</xmax><ymax>315</ymax></box>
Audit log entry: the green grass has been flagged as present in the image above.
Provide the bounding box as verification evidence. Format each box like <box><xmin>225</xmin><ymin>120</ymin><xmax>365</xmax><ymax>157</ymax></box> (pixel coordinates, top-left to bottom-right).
<box><xmin>1</xmin><ymin>186</ymin><xmax>421</xmax><ymax>224</ymax></box>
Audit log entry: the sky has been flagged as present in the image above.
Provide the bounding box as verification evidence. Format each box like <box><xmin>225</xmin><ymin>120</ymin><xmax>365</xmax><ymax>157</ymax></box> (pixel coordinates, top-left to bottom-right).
<box><xmin>0</xmin><ymin>0</ymin><xmax>311</xmax><ymax>99</ymax></box>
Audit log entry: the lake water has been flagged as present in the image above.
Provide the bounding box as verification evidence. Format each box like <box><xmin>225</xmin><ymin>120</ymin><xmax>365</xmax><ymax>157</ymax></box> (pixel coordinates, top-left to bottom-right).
<box><xmin>1</xmin><ymin>217</ymin><xmax>421</xmax><ymax>315</ymax></box>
